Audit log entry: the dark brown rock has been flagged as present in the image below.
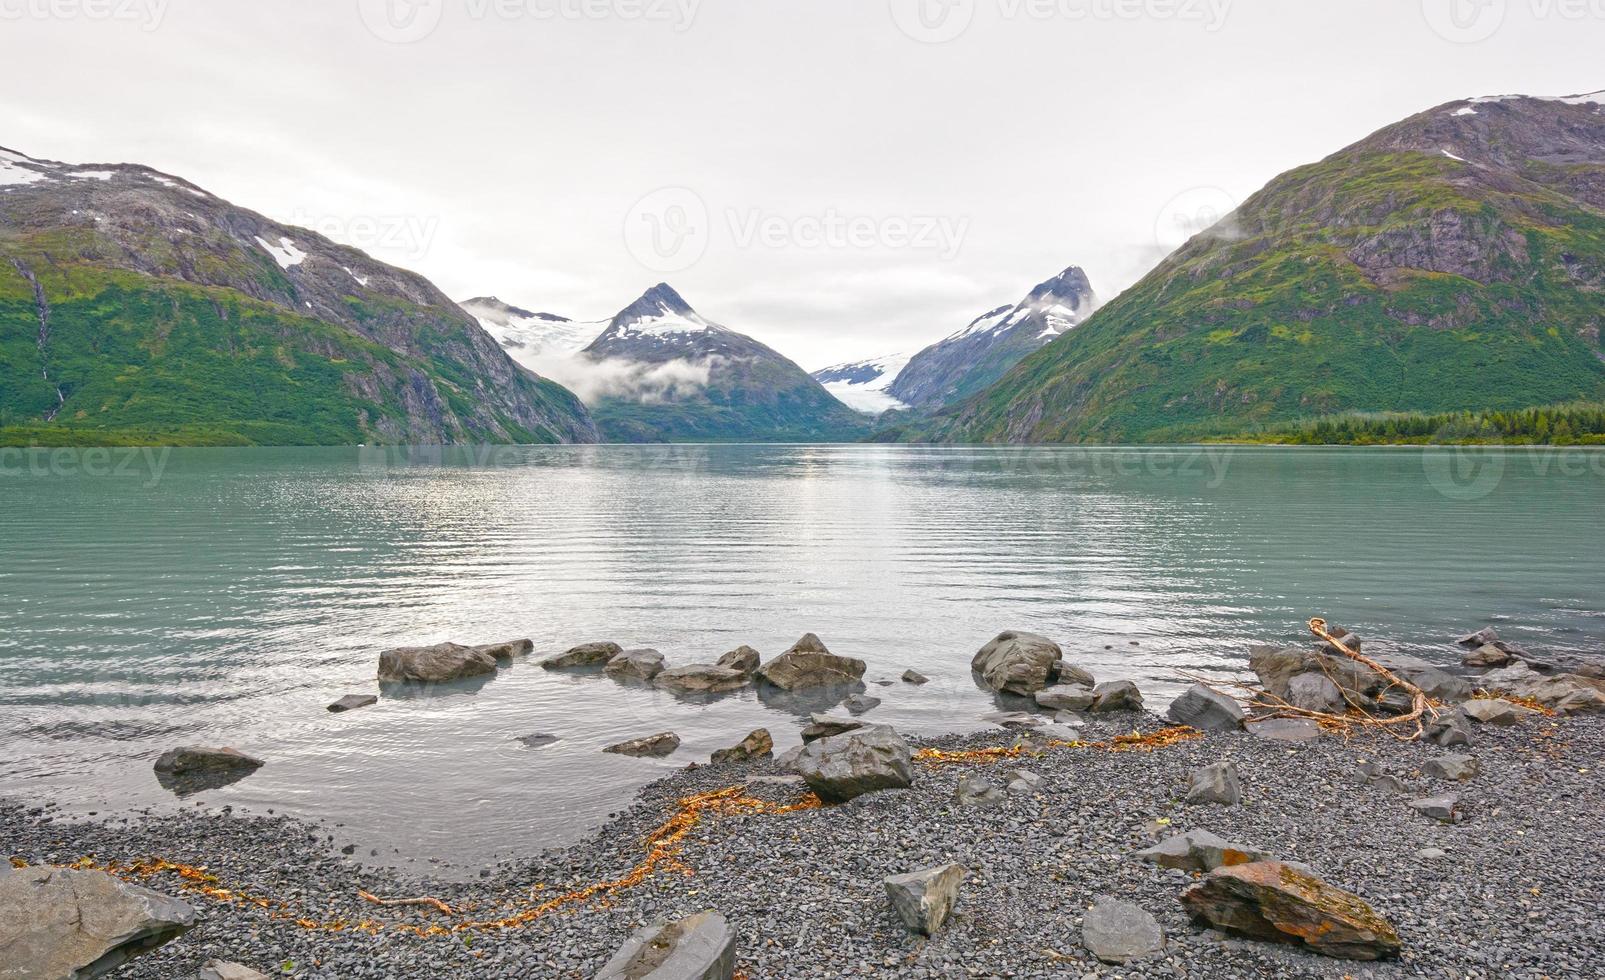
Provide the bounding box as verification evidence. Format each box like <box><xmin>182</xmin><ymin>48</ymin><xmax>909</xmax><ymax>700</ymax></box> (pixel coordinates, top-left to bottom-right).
<box><xmin>1181</xmin><ymin>861</ymin><xmax>1401</xmax><ymax>960</ymax></box>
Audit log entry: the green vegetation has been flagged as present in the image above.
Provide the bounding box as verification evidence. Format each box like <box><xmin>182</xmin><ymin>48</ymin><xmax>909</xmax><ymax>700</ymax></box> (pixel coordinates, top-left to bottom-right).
<box><xmin>1221</xmin><ymin>403</ymin><xmax>1605</xmax><ymax>446</ymax></box>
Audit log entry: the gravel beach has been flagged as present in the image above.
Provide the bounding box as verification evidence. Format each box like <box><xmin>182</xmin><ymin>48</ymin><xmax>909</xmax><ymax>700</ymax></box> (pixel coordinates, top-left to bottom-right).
<box><xmin>4</xmin><ymin>711</ymin><xmax>1600</xmax><ymax>979</ymax></box>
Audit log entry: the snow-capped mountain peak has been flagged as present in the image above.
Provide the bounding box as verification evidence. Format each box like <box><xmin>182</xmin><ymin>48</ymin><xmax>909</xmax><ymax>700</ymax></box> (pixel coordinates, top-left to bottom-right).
<box><xmin>605</xmin><ymin>283</ymin><xmax>733</xmax><ymax>341</ymax></box>
<box><xmin>458</xmin><ymin>295</ymin><xmax>603</xmax><ymax>369</ymax></box>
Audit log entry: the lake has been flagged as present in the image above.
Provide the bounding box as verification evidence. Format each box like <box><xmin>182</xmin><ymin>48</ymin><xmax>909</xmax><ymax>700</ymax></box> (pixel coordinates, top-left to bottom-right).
<box><xmin>1</xmin><ymin>444</ymin><xmax>1601</xmax><ymax>871</ymax></box>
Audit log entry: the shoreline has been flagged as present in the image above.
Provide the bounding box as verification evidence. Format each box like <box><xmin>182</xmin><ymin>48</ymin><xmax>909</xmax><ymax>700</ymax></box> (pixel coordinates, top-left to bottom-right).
<box><xmin>6</xmin><ymin>710</ymin><xmax>1601</xmax><ymax>979</ymax></box>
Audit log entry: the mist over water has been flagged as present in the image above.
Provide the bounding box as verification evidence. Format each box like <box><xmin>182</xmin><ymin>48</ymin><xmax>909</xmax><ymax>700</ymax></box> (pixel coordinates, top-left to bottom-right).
<box><xmin>1</xmin><ymin>445</ymin><xmax>1600</xmax><ymax>870</ymax></box>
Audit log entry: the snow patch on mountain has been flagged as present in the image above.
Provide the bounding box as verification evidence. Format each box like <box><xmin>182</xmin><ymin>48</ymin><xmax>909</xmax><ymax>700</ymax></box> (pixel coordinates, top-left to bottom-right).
<box><xmin>256</xmin><ymin>236</ymin><xmax>308</xmax><ymax>270</ymax></box>
<box><xmin>812</xmin><ymin>352</ymin><xmax>913</xmax><ymax>415</ymax></box>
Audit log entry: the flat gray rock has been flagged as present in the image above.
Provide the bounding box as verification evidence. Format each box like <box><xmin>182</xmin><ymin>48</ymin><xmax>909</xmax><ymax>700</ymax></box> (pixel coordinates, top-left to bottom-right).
<box><xmin>1166</xmin><ymin>685</ymin><xmax>1246</xmax><ymax>732</ymax></box>
<box><xmin>1462</xmin><ymin>698</ymin><xmax>1534</xmax><ymax>726</ymax></box>
<box><xmin>327</xmin><ymin>694</ymin><xmax>377</xmax><ymax>713</ymax></box>
<box><xmin>1410</xmin><ymin>794</ymin><xmax>1461</xmax><ymax>823</ymax></box>
<box><xmin>1425</xmin><ymin>754</ymin><xmax>1480</xmax><ymax>782</ymax></box>
<box><xmin>1246</xmin><ymin>718</ymin><xmax>1322</xmax><ymax>742</ymax></box>
<box><xmin>605</xmin><ymin>649</ymin><xmax>666</xmax><ymax>683</ymax></box>
<box><xmin>655</xmin><ymin>664</ymin><xmax>751</xmax><ymax>695</ymax></box>
<box><xmin>800</xmin><ymin>714</ymin><xmax>864</xmax><ymax>744</ymax></box>
<box><xmin>594</xmin><ymin>910</ymin><xmax>735</xmax><ymax>980</ymax></box>
<box><xmin>541</xmin><ymin>641</ymin><xmax>623</xmax><ymax>670</ymax></box>
<box><xmin>603</xmin><ymin>732</ymin><xmax>681</xmax><ymax>758</ymax></box>
<box><xmin>0</xmin><ymin>865</ymin><xmax>196</xmax><ymax>980</ymax></box>
<box><xmin>884</xmin><ymin>864</ymin><xmax>964</xmax><ymax>936</ymax></box>
<box><xmin>1034</xmin><ymin>684</ymin><xmax>1095</xmax><ymax>712</ymax></box>
<box><xmin>1082</xmin><ymin>898</ymin><xmax>1164</xmax><ymax>965</ymax></box>
<box><xmin>1135</xmin><ymin>830</ymin><xmax>1270</xmax><ymax>873</ymax></box>
<box><xmin>842</xmin><ymin>694</ymin><xmax>882</xmax><ymax>715</ymax></box>
<box><xmin>200</xmin><ymin>962</ymin><xmax>271</xmax><ymax>980</ymax></box>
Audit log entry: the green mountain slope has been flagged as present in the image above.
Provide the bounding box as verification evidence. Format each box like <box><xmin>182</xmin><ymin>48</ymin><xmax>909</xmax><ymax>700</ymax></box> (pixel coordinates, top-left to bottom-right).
<box><xmin>0</xmin><ymin>147</ymin><xmax>597</xmax><ymax>446</ymax></box>
<box><xmin>583</xmin><ymin>284</ymin><xmax>869</xmax><ymax>443</ymax></box>
<box><xmin>917</xmin><ymin>92</ymin><xmax>1605</xmax><ymax>444</ymax></box>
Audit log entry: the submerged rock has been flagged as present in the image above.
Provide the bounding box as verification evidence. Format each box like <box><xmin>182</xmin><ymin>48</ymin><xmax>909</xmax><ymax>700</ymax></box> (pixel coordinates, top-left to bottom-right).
<box><xmin>842</xmin><ymin>694</ymin><xmax>882</xmax><ymax>715</ymax></box>
<box><xmin>603</xmin><ymin>733</ymin><xmax>681</xmax><ymax>758</ymax></box>
<box><xmin>0</xmin><ymin>865</ymin><xmax>197</xmax><ymax>979</ymax></box>
<box><xmin>1181</xmin><ymin>861</ymin><xmax>1401</xmax><ymax>960</ymax></box>
<box><xmin>1166</xmin><ymin>685</ymin><xmax>1246</xmax><ymax>732</ymax></box>
<box><xmin>327</xmin><ymin>694</ymin><xmax>377</xmax><ymax>714</ymax></box>
<box><xmin>901</xmin><ymin>670</ymin><xmax>930</xmax><ymax>685</ymax></box>
<box><xmin>655</xmin><ymin>665</ymin><xmax>751</xmax><ymax>695</ymax></box>
<box><xmin>594</xmin><ymin>910</ymin><xmax>735</xmax><ymax>980</ymax></box>
<box><xmin>605</xmin><ymin>649</ymin><xmax>667</xmax><ymax>682</ymax></box>
<box><xmin>378</xmin><ymin>643</ymin><xmax>498</xmax><ymax>684</ymax></box>
<box><xmin>754</xmin><ymin>634</ymin><xmax>866</xmax><ymax>691</ymax></box>
<box><xmin>153</xmin><ymin>747</ymin><xmax>264</xmax><ymax>777</ymax></box>
<box><xmin>884</xmin><ymin>864</ymin><xmax>964</xmax><ymax>936</ymax></box>
<box><xmin>515</xmin><ymin>734</ymin><xmax>561</xmax><ymax>750</ymax></box>
<box><xmin>1082</xmin><ymin>898</ymin><xmax>1165</xmax><ymax>965</ymax></box>
<box><xmin>795</xmin><ymin>726</ymin><xmax>913</xmax><ymax>803</ymax></box>
<box><xmin>971</xmin><ymin>631</ymin><xmax>1061</xmax><ymax>696</ymax></box>
<box><xmin>541</xmin><ymin>641</ymin><xmax>624</xmax><ymax>670</ymax></box>
<box><xmin>710</xmin><ymin>729</ymin><xmax>774</xmax><ymax>765</ymax></box>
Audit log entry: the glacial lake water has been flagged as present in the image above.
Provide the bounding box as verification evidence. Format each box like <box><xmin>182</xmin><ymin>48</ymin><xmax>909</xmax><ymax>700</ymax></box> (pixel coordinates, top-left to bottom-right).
<box><xmin>2</xmin><ymin>444</ymin><xmax>1602</xmax><ymax>871</ymax></box>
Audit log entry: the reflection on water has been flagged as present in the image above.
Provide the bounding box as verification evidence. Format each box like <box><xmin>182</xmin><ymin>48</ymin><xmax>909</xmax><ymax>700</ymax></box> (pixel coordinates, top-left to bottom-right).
<box><xmin>1</xmin><ymin>445</ymin><xmax>1601</xmax><ymax>869</ymax></box>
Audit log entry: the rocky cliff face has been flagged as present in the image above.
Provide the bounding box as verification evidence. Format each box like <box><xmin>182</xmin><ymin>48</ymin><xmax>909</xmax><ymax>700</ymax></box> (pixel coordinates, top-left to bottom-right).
<box><xmin>923</xmin><ymin>92</ymin><xmax>1605</xmax><ymax>443</ymax></box>
<box><xmin>0</xmin><ymin>147</ymin><xmax>597</xmax><ymax>445</ymax></box>
<box><xmin>580</xmin><ymin>284</ymin><xmax>868</xmax><ymax>442</ymax></box>
<box><xmin>888</xmin><ymin>266</ymin><xmax>1097</xmax><ymax>412</ymax></box>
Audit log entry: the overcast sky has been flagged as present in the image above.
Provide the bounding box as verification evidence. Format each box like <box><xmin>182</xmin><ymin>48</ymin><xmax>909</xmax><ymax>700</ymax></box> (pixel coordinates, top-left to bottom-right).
<box><xmin>2</xmin><ymin>0</ymin><xmax>1601</xmax><ymax>368</ymax></box>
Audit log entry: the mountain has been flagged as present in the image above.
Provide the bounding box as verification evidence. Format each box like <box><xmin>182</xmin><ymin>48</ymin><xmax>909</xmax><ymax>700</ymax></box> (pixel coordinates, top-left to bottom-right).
<box><xmin>0</xmin><ymin>146</ymin><xmax>597</xmax><ymax>446</ymax></box>
<box><xmin>811</xmin><ymin>352</ymin><xmax>913</xmax><ymax>415</ymax></box>
<box><xmin>581</xmin><ymin>283</ymin><xmax>868</xmax><ymax>442</ymax></box>
<box><xmin>888</xmin><ymin>266</ymin><xmax>1097</xmax><ymax>412</ymax></box>
<box><xmin>458</xmin><ymin>295</ymin><xmax>604</xmax><ymax>371</ymax></box>
<box><xmin>922</xmin><ymin>92</ymin><xmax>1605</xmax><ymax>443</ymax></box>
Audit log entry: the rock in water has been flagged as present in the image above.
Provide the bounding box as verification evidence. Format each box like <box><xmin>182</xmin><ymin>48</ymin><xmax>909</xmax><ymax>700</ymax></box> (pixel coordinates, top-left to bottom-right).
<box><xmin>1457</xmin><ymin>627</ymin><xmax>1500</xmax><ymax>648</ymax></box>
<box><xmin>955</xmin><ymin>775</ymin><xmax>1005</xmax><ymax>808</ymax></box>
<box><xmin>472</xmin><ymin>639</ymin><xmax>533</xmax><ymax>661</ymax></box>
<box><xmin>1082</xmin><ymin>899</ymin><xmax>1165</xmax><ymax>965</ymax></box>
<box><xmin>327</xmin><ymin>694</ymin><xmax>377</xmax><ymax>714</ymax></box>
<box><xmin>710</xmin><ymin>729</ymin><xmax>774</xmax><ymax>765</ymax></box>
<box><xmin>1180</xmin><ymin>861</ymin><xmax>1402</xmax><ymax>960</ymax></box>
<box><xmin>605</xmin><ymin>649</ymin><xmax>667</xmax><ymax>682</ymax></box>
<box><xmin>153</xmin><ymin>747</ymin><xmax>264</xmax><ymax>777</ymax></box>
<box><xmin>1034</xmin><ymin>685</ymin><xmax>1095</xmax><ymax>712</ymax></box>
<box><xmin>971</xmin><ymin>632</ymin><xmax>1061</xmax><ymax>695</ymax></box>
<box><xmin>603</xmin><ymin>733</ymin><xmax>681</xmax><ymax>758</ymax></box>
<box><xmin>716</xmin><ymin>646</ymin><xmax>761</xmax><ymax>675</ymax></box>
<box><xmin>901</xmin><ymin>670</ymin><xmax>930</xmax><ymax>685</ymax></box>
<box><xmin>1166</xmin><ymin>685</ymin><xmax>1245</xmax><ymax>732</ymax></box>
<box><xmin>1425</xmin><ymin>755</ymin><xmax>1480</xmax><ymax>782</ymax></box>
<box><xmin>883</xmin><ymin>864</ymin><xmax>964</xmax><ymax>936</ymax></box>
<box><xmin>594</xmin><ymin>910</ymin><xmax>735</xmax><ymax>980</ymax></box>
<box><xmin>541</xmin><ymin>642</ymin><xmax>623</xmax><ymax>670</ymax></box>
<box><xmin>754</xmin><ymin>634</ymin><xmax>867</xmax><ymax>691</ymax></box>
<box><xmin>1186</xmin><ymin>762</ymin><xmax>1243</xmax><ymax>806</ymax></box>
<box><xmin>515</xmin><ymin>734</ymin><xmax>561</xmax><ymax>750</ymax></box>
<box><xmin>0</xmin><ymin>865</ymin><xmax>197</xmax><ymax>979</ymax></box>
<box><xmin>794</xmin><ymin>726</ymin><xmax>913</xmax><ymax>803</ymax></box>
<box><xmin>1051</xmin><ymin>662</ymin><xmax>1097</xmax><ymax>689</ymax></box>
<box><xmin>1135</xmin><ymin>831</ymin><xmax>1270</xmax><ymax>873</ymax></box>
<box><xmin>655</xmin><ymin>665</ymin><xmax>751</xmax><ymax>695</ymax></box>
<box><xmin>800</xmin><ymin>715</ymin><xmax>865</xmax><ymax>744</ymax></box>
<box><xmin>1090</xmin><ymin>680</ymin><xmax>1143</xmax><ymax>713</ymax></box>
<box><xmin>200</xmin><ymin>962</ymin><xmax>271</xmax><ymax>980</ymax></box>
<box><xmin>1463</xmin><ymin>644</ymin><xmax>1513</xmax><ymax>669</ymax></box>
<box><xmin>378</xmin><ymin>643</ymin><xmax>498</xmax><ymax>683</ymax></box>
<box><xmin>842</xmin><ymin>694</ymin><xmax>882</xmax><ymax>715</ymax></box>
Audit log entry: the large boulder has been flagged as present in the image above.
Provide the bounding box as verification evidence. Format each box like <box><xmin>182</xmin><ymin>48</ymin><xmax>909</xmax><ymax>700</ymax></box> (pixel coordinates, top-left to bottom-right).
<box><xmin>603</xmin><ymin>733</ymin><xmax>681</xmax><ymax>758</ymax></box>
<box><xmin>884</xmin><ymin>864</ymin><xmax>964</xmax><ymax>936</ymax></box>
<box><xmin>378</xmin><ymin>643</ymin><xmax>497</xmax><ymax>684</ymax></box>
<box><xmin>0</xmin><ymin>865</ymin><xmax>196</xmax><ymax>979</ymax></box>
<box><xmin>541</xmin><ymin>641</ymin><xmax>623</xmax><ymax>670</ymax></box>
<box><xmin>794</xmin><ymin>726</ymin><xmax>913</xmax><ymax>803</ymax></box>
<box><xmin>1090</xmin><ymin>680</ymin><xmax>1143</xmax><ymax>713</ymax></box>
<box><xmin>153</xmin><ymin>747</ymin><xmax>263</xmax><ymax>777</ymax></box>
<box><xmin>1166</xmin><ymin>685</ymin><xmax>1245</xmax><ymax>732</ymax></box>
<box><xmin>1180</xmin><ymin>861</ymin><xmax>1401</xmax><ymax>960</ymax></box>
<box><xmin>716</xmin><ymin>646</ymin><xmax>761</xmax><ymax>675</ymax></box>
<box><xmin>594</xmin><ymin>910</ymin><xmax>735</xmax><ymax>980</ymax></box>
<box><xmin>605</xmin><ymin>649</ymin><xmax>667</xmax><ymax>683</ymax></box>
<box><xmin>1051</xmin><ymin>662</ymin><xmax>1097</xmax><ymax>689</ymax></box>
<box><xmin>1082</xmin><ymin>899</ymin><xmax>1165</xmax><ymax>965</ymax></box>
<box><xmin>655</xmin><ymin>665</ymin><xmax>751</xmax><ymax>695</ymax></box>
<box><xmin>1135</xmin><ymin>831</ymin><xmax>1270</xmax><ymax>873</ymax></box>
<box><xmin>971</xmin><ymin>632</ymin><xmax>1061</xmax><ymax>695</ymax></box>
<box><xmin>754</xmin><ymin>635</ymin><xmax>866</xmax><ymax>691</ymax></box>
<box><xmin>1248</xmin><ymin>645</ymin><xmax>1377</xmax><ymax>703</ymax></box>
<box><xmin>710</xmin><ymin>729</ymin><xmax>773</xmax><ymax>765</ymax></box>
<box><xmin>1368</xmin><ymin>653</ymin><xmax>1473</xmax><ymax>704</ymax></box>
